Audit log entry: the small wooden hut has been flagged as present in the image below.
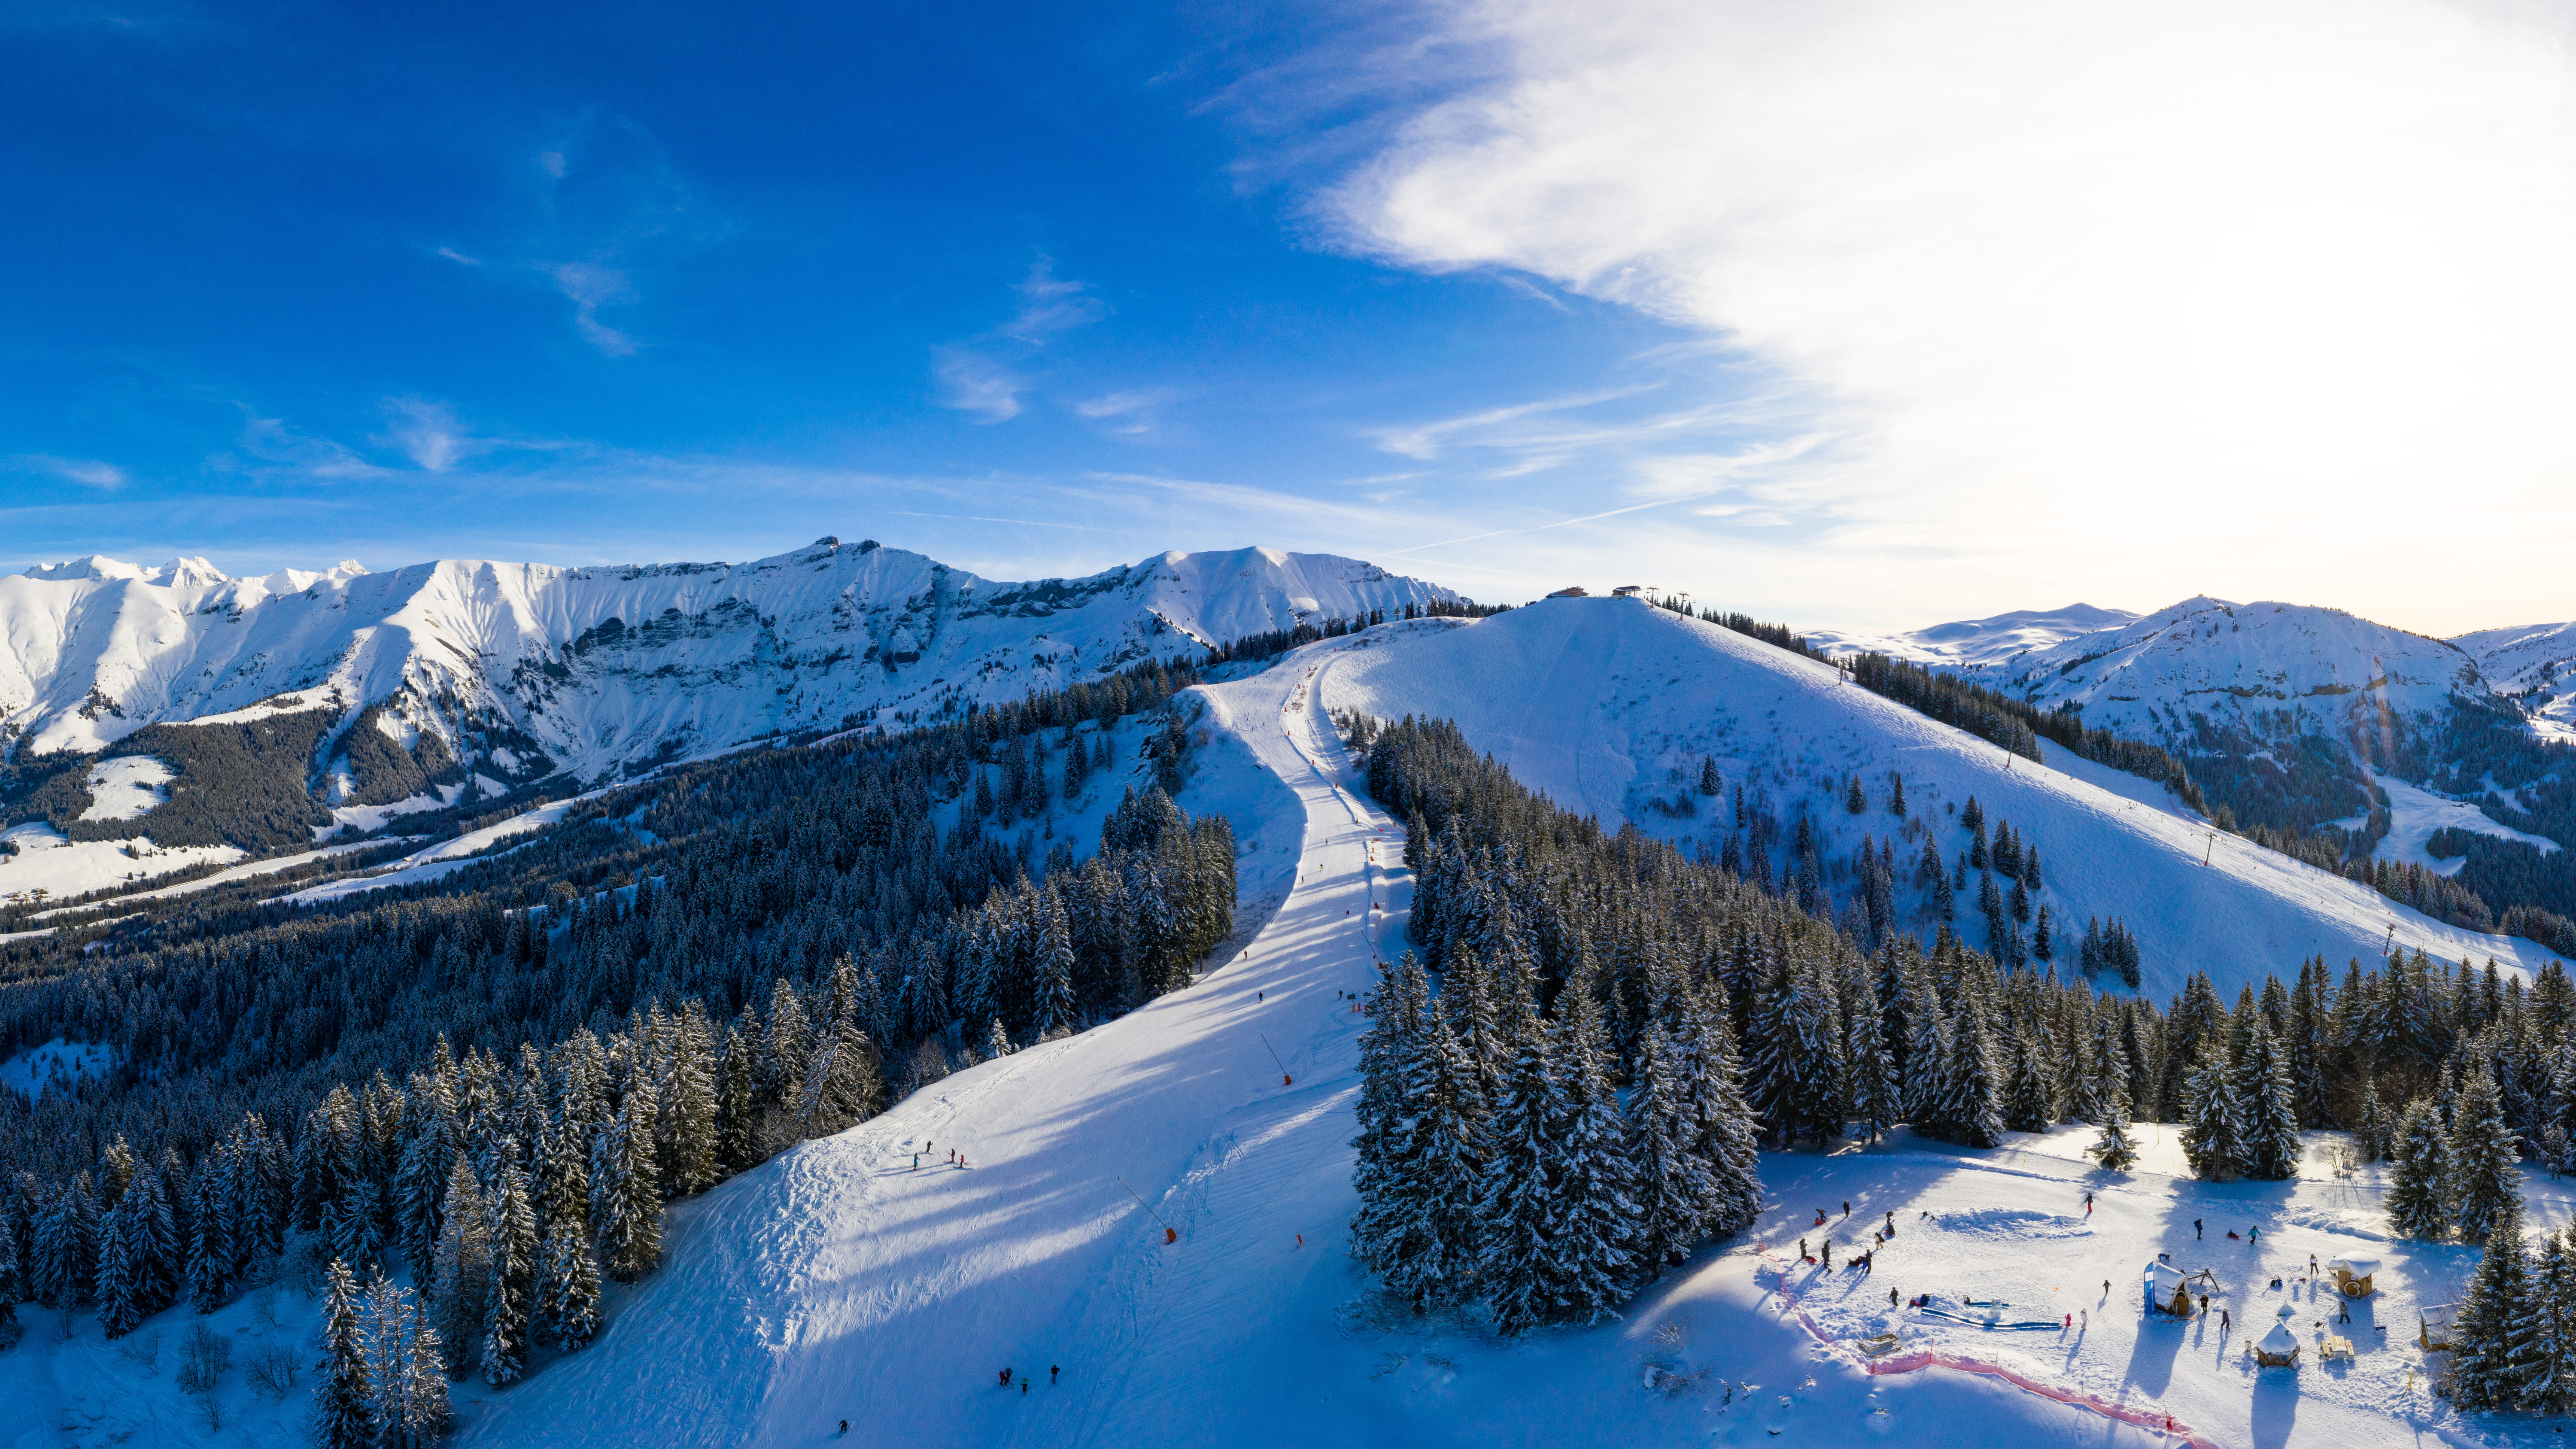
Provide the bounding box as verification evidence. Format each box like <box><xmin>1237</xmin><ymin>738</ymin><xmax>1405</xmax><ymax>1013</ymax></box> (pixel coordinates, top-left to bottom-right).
<box><xmin>2327</xmin><ymin>1255</ymin><xmax>2379</xmax><ymax>1298</ymax></box>
<box><xmin>2147</xmin><ymin>1261</ymin><xmax>2193</xmax><ymax>1317</ymax></box>
<box><xmin>2421</xmin><ymin>1303</ymin><xmax>2457</xmax><ymax>1352</ymax></box>
<box><xmin>2254</xmin><ymin>1322</ymin><xmax>2302</xmax><ymax>1368</ymax></box>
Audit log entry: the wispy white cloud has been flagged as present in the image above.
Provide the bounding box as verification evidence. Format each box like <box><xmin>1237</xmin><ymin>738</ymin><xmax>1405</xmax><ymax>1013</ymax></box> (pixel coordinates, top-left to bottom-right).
<box><xmin>931</xmin><ymin>258</ymin><xmax>1118</xmax><ymax>422</ymax></box>
<box><xmin>231</xmin><ymin>412</ymin><xmax>384</xmax><ymax>482</ymax></box>
<box><xmin>376</xmin><ymin>398</ymin><xmax>479</xmax><ymax>472</ymax></box>
<box><xmin>549</xmin><ymin>263</ymin><xmax>637</xmax><ymax>356</ymax></box>
<box><xmin>1075</xmin><ymin>386</ymin><xmax>1180</xmax><ymax>437</ymax></box>
<box><xmin>932</xmin><ymin>347</ymin><xmax>1024</xmax><ymax>424</ymax></box>
<box><xmin>435</xmin><ymin>246</ymin><xmax>481</xmax><ymax>266</ymax></box>
<box><xmin>7</xmin><ymin>454</ymin><xmax>129</xmax><ymax>490</ymax></box>
<box><xmin>1333</xmin><ymin>0</ymin><xmax>2576</xmax><ymax>633</ymax></box>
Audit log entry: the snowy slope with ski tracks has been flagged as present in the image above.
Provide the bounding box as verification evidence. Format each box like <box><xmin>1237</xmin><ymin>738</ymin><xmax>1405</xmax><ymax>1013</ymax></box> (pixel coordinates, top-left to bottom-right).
<box><xmin>1314</xmin><ymin>599</ymin><xmax>2555</xmax><ymax>997</ymax></box>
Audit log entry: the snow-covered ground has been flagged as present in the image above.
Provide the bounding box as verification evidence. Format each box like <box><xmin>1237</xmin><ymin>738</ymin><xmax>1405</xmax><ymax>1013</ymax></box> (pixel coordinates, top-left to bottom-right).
<box><xmin>26</xmin><ymin>838</ymin><xmax>403</xmax><ymax>920</ymax></box>
<box><xmin>2371</xmin><ymin>772</ymin><xmax>2561</xmax><ymax>876</ymax></box>
<box><xmin>1315</xmin><ymin>600</ymin><xmax>2557</xmax><ymax>999</ymax></box>
<box><xmin>0</xmin><ymin>821</ymin><xmax>245</xmax><ymax>906</ymax></box>
<box><xmin>74</xmin><ymin>756</ymin><xmax>171</xmax><ymax>822</ymax></box>
<box><xmin>0</xmin><ymin>1037</ymin><xmax>117</xmax><ymax>1098</ymax></box>
<box><xmin>278</xmin><ymin>797</ymin><xmax>604</xmax><ymax>905</ymax></box>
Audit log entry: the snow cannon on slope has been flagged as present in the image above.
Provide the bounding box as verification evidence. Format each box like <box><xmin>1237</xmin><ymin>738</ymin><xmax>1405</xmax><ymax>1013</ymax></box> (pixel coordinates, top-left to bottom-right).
<box><xmin>2326</xmin><ymin>1255</ymin><xmax>2379</xmax><ymax>1298</ymax></box>
<box><xmin>2146</xmin><ymin>1261</ymin><xmax>2192</xmax><ymax>1317</ymax></box>
<box><xmin>2252</xmin><ymin>1321</ymin><xmax>2302</xmax><ymax>1368</ymax></box>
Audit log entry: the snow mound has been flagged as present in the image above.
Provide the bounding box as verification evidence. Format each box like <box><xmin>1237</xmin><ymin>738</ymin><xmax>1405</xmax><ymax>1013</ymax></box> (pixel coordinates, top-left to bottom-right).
<box><xmin>1809</xmin><ymin>603</ymin><xmax>2139</xmax><ymax>668</ymax></box>
<box><xmin>1924</xmin><ymin>1208</ymin><xmax>2089</xmax><ymax>1241</ymax></box>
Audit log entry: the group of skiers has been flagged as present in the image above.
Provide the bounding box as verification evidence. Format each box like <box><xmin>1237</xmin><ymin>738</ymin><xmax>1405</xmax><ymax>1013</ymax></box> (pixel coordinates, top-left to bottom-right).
<box><xmin>1798</xmin><ymin>1202</ymin><xmax>1895</xmax><ymax>1279</ymax></box>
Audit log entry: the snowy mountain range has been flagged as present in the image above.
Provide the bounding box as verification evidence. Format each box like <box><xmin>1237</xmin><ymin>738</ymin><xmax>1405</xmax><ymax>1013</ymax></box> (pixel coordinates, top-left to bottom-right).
<box><xmin>1806</xmin><ymin>602</ymin><xmax>2139</xmax><ymax>667</ymax></box>
<box><xmin>0</xmin><ymin>540</ymin><xmax>1457</xmax><ymax>811</ymax></box>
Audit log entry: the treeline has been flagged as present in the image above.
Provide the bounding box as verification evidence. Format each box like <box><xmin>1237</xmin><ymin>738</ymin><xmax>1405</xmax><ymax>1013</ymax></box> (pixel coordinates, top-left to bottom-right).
<box><xmin>3</xmin><ymin>708</ymin><xmax>343</xmax><ymax>854</ymax></box>
<box><xmin>1846</xmin><ymin>653</ymin><xmax>2212</xmax><ymax>813</ymax></box>
<box><xmin>1206</xmin><ymin>599</ymin><xmax>1506</xmax><ymax>667</ymax></box>
<box><xmin>0</xmin><ymin>777</ymin><xmax>1234</xmax><ymax>1412</ymax></box>
<box><xmin>0</xmin><ymin>673</ymin><xmax>1227</xmax><ymax>1187</ymax></box>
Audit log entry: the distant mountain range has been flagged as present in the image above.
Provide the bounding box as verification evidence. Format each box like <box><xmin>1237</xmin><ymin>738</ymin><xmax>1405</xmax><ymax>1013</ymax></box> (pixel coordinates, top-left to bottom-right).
<box><xmin>0</xmin><ymin>541</ymin><xmax>1456</xmax><ymax>849</ymax></box>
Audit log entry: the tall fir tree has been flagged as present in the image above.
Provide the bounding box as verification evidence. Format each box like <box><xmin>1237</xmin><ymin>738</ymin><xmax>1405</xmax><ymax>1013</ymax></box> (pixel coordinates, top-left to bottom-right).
<box><xmin>2180</xmin><ymin>1045</ymin><xmax>2248</xmax><ymax>1180</ymax></box>
<box><xmin>1476</xmin><ymin>1010</ymin><xmax>1568</xmax><ymax>1337</ymax></box>
<box><xmin>2451</xmin><ymin>1199</ymin><xmax>2536</xmax><ymax>1411</ymax></box>
<box><xmin>1543</xmin><ymin>1004</ymin><xmax>1643</xmax><ymax>1325</ymax></box>
<box><xmin>2526</xmin><ymin>1225</ymin><xmax>2576</xmax><ymax>1413</ymax></box>
<box><xmin>591</xmin><ymin>1083</ymin><xmax>664</xmax><ymax>1283</ymax></box>
<box><xmin>2235</xmin><ymin>1019</ymin><xmax>2304</xmax><ymax>1180</ymax></box>
<box><xmin>428</xmin><ymin>1155</ymin><xmax>492</xmax><ymax>1378</ymax></box>
<box><xmin>2451</xmin><ymin>1068</ymin><xmax>2524</xmax><ymax>1247</ymax></box>
<box><xmin>535</xmin><ymin>1219</ymin><xmax>602</xmax><ymax>1351</ymax></box>
<box><xmin>2088</xmin><ymin>1086</ymin><xmax>2140</xmax><ymax>1171</ymax></box>
<box><xmin>313</xmin><ymin>1258</ymin><xmax>375</xmax><ymax>1449</ymax></box>
<box><xmin>2386</xmin><ymin>1098</ymin><xmax>2455</xmax><ymax>1240</ymax></box>
<box><xmin>1381</xmin><ymin>1016</ymin><xmax>1488</xmax><ymax>1310</ymax></box>
<box><xmin>480</xmin><ymin>1160</ymin><xmax>538</xmax><ymax>1388</ymax></box>
<box><xmin>2003</xmin><ymin>1031</ymin><xmax>2054</xmax><ymax>1134</ymax></box>
<box><xmin>1631</xmin><ymin>1026</ymin><xmax>1719</xmax><ymax>1269</ymax></box>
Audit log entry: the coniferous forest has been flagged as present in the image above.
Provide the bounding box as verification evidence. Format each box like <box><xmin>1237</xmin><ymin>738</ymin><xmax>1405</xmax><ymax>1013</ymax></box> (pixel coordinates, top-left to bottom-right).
<box><xmin>1337</xmin><ymin>713</ymin><xmax>2576</xmax><ymax>1361</ymax></box>
<box><xmin>0</xmin><ymin>665</ymin><xmax>1237</xmax><ymax>1417</ymax></box>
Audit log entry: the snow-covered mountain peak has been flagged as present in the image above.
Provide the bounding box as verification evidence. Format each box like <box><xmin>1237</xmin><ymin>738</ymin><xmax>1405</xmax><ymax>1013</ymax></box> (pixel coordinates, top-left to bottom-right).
<box><xmin>1965</xmin><ymin>595</ymin><xmax>2483</xmax><ymax>747</ymax></box>
<box><xmin>2454</xmin><ymin>617</ymin><xmax>2576</xmax><ymax>743</ymax></box>
<box><xmin>20</xmin><ymin>554</ymin><xmax>233</xmax><ymax>588</ymax></box>
<box><xmin>1810</xmin><ymin>601</ymin><xmax>2141</xmax><ymax>667</ymax></box>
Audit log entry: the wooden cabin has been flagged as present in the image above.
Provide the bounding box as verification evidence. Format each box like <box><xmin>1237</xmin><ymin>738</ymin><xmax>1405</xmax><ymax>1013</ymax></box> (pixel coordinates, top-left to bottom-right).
<box><xmin>2421</xmin><ymin>1303</ymin><xmax>2457</xmax><ymax>1353</ymax></box>
<box><xmin>2254</xmin><ymin>1322</ymin><xmax>2302</xmax><ymax>1368</ymax></box>
<box><xmin>2327</xmin><ymin>1255</ymin><xmax>2379</xmax><ymax>1298</ymax></box>
<box><xmin>1545</xmin><ymin>586</ymin><xmax>1589</xmax><ymax>599</ymax></box>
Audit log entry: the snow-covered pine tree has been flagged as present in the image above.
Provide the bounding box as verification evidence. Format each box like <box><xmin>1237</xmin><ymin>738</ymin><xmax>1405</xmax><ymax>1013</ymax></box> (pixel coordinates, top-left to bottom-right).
<box><xmin>815</xmin><ymin>1015</ymin><xmax>889</xmax><ymax>1135</ymax></box>
<box><xmin>184</xmin><ymin>1158</ymin><xmax>232</xmax><ymax>1311</ymax></box>
<box><xmin>2385</xmin><ymin>1098</ymin><xmax>2455</xmax><ymax>1239</ymax></box>
<box><xmin>2003</xmin><ymin>1031</ymin><xmax>2053</xmax><ymax>1134</ymax></box>
<box><xmin>394</xmin><ymin>1290</ymin><xmax>456</xmax><ymax>1443</ymax></box>
<box><xmin>2089</xmin><ymin>1086</ymin><xmax>2140</xmax><ymax>1171</ymax></box>
<box><xmin>327</xmin><ymin>1175</ymin><xmax>386</xmax><ymax>1280</ymax></box>
<box><xmin>1902</xmin><ymin>975</ymin><xmax>1952</xmax><ymax>1132</ymax></box>
<box><xmin>36</xmin><ymin>1172</ymin><xmax>99</xmax><ymax>1308</ymax></box>
<box><xmin>591</xmin><ymin>1081</ymin><xmax>664</xmax><ymax>1283</ymax></box>
<box><xmin>2235</xmin><ymin>1018</ymin><xmax>2303</xmax><ymax>1180</ymax></box>
<box><xmin>312</xmin><ymin>1258</ymin><xmax>374</xmax><ymax>1449</ymax></box>
<box><xmin>659</xmin><ymin>1000</ymin><xmax>721</xmax><ymax>1198</ymax></box>
<box><xmin>429</xmin><ymin>1154</ymin><xmax>492</xmax><ymax>1377</ymax></box>
<box><xmin>1476</xmin><ymin>1009</ymin><xmax>1567</xmax><ymax>1336</ymax></box>
<box><xmin>535</xmin><ymin>1218</ymin><xmax>602</xmax><ymax>1351</ymax></box>
<box><xmin>94</xmin><ymin>1185</ymin><xmax>148</xmax><ymax>1338</ymax></box>
<box><xmin>1683</xmin><ymin>983</ymin><xmax>1764</xmax><ymax>1239</ymax></box>
<box><xmin>1630</xmin><ymin>1024</ymin><xmax>1715</xmax><ymax>1271</ymax></box>
<box><xmin>759</xmin><ymin>978</ymin><xmax>814</xmax><ymax>1108</ymax></box>
<box><xmin>1349</xmin><ymin>956</ymin><xmax>1427</xmax><ymax>1277</ymax></box>
<box><xmin>1035</xmin><ymin>886</ymin><xmax>1078</xmax><ymax>1037</ymax></box>
<box><xmin>396</xmin><ymin>1072</ymin><xmax>457</xmax><ymax>1273</ymax></box>
<box><xmin>715</xmin><ymin>1020</ymin><xmax>760</xmax><ymax>1174</ymax></box>
<box><xmin>1543</xmin><ymin>1002</ymin><xmax>1642</xmax><ymax>1324</ymax></box>
<box><xmin>2525</xmin><ymin>1224</ymin><xmax>2576</xmax><ymax>1413</ymax></box>
<box><xmin>2452</xmin><ymin>1067</ymin><xmax>2524</xmax><ymax>1247</ymax></box>
<box><xmin>1381</xmin><ymin>1015</ymin><xmax>1487</xmax><ymax>1310</ymax></box>
<box><xmin>2355</xmin><ymin>1078</ymin><xmax>2392</xmax><ymax>1162</ymax></box>
<box><xmin>480</xmin><ymin>1160</ymin><xmax>538</xmax><ymax>1387</ymax></box>
<box><xmin>1889</xmin><ymin>771</ymin><xmax>1906</xmax><ymax>817</ymax></box>
<box><xmin>1845</xmin><ymin>994</ymin><xmax>1895</xmax><ymax>1144</ymax></box>
<box><xmin>1933</xmin><ymin>989</ymin><xmax>2006</xmax><ymax>1148</ymax></box>
<box><xmin>986</xmin><ymin>1018</ymin><xmax>1013</xmax><ymax>1059</ymax></box>
<box><xmin>2179</xmin><ymin>1045</ymin><xmax>2247</xmax><ymax>1180</ymax></box>
<box><xmin>2451</xmin><ymin>1199</ymin><xmax>2535</xmax><ymax>1411</ymax></box>
<box><xmin>539</xmin><ymin>1112</ymin><xmax>589</xmax><ymax>1250</ymax></box>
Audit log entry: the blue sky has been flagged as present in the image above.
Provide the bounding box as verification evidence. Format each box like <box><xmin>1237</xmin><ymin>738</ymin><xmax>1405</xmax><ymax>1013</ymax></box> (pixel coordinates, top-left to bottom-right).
<box><xmin>6</xmin><ymin>0</ymin><xmax>2572</xmax><ymax>635</ymax></box>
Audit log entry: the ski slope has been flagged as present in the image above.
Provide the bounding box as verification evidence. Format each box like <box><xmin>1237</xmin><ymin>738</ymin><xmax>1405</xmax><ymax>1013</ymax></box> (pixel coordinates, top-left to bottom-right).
<box><xmin>1313</xmin><ymin>599</ymin><xmax>2556</xmax><ymax>996</ymax></box>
